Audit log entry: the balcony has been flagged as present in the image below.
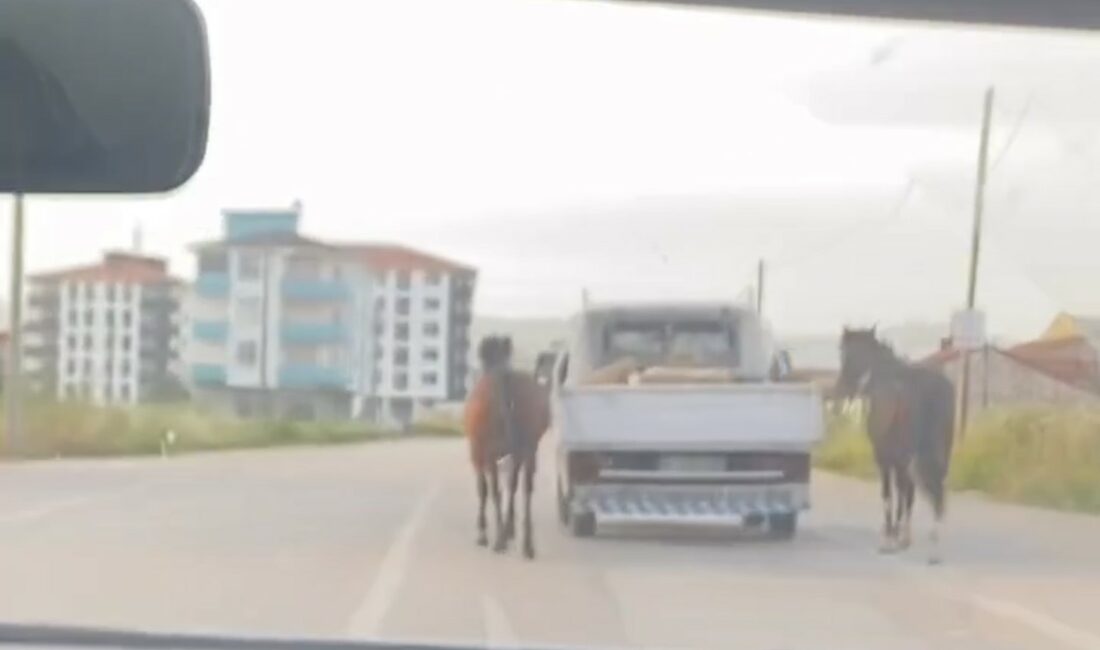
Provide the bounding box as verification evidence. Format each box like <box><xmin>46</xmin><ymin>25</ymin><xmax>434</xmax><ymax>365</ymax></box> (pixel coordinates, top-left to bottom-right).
<box><xmin>191</xmin><ymin>363</ymin><xmax>227</xmax><ymax>387</ymax></box>
<box><xmin>281</xmin><ymin>278</ymin><xmax>349</xmax><ymax>301</ymax></box>
<box><xmin>192</xmin><ymin>320</ymin><xmax>229</xmax><ymax>343</ymax></box>
<box><xmin>195</xmin><ymin>272</ymin><xmax>230</xmax><ymax>298</ymax></box>
<box><xmin>278</xmin><ymin>363</ymin><xmax>347</xmax><ymax>389</ymax></box>
<box><xmin>280</xmin><ymin>321</ymin><xmax>347</xmax><ymax>345</ymax></box>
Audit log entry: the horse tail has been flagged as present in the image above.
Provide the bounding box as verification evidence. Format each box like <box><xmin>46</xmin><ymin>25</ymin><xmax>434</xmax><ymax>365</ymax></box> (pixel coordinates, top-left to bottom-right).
<box><xmin>491</xmin><ymin>368</ymin><xmax>521</xmax><ymax>458</ymax></box>
<box><xmin>913</xmin><ymin>376</ymin><xmax>955</xmax><ymax>519</ymax></box>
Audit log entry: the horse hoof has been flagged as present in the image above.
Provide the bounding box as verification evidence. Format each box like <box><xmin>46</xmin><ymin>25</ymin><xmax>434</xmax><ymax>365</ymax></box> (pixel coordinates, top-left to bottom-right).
<box><xmin>878</xmin><ymin>541</ymin><xmax>897</xmax><ymax>554</ymax></box>
<box><xmin>476</xmin><ymin>535</ymin><xmax>488</xmax><ymax>547</ymax></box>
<box><xmin>523</xmin><ymin>545</ymin><xmax>536</xmax><ymax>560</ymax></box>
<box><xmin>928</xmin><ymin>554</ymin><xmax>943</xmax><ymax>566</ymax></box>
<box><xmin>493</xmin><ymin>540</ymin><xmax>508</xmax><ymax>553</ymax></box>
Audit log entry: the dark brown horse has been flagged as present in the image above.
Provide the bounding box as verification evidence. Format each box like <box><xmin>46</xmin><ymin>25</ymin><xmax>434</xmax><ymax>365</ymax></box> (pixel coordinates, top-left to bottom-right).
<box><xmin>464</xmin><ymin>335</ymin><xmax>550</xmax><ymax>559</ymax></box>
<box><xmin>836</xmin><ymin>327</ymin><xmax>955</xmax><ymax>563</ymax></box>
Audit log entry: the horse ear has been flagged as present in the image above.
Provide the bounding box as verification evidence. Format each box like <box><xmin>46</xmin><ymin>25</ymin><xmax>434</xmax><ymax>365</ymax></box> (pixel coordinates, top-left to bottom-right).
<box><xmin>870</xmin><ymin>323</ymin><xmax>878</xmax><ymax>337</ymax></box>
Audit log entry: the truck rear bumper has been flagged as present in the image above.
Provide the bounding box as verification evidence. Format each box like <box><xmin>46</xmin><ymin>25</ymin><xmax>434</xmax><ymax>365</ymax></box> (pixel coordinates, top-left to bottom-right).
<box><xmin>572</xmin><ymin>482</ymin><xmax>809</xmax><ymax>524</ymax></box>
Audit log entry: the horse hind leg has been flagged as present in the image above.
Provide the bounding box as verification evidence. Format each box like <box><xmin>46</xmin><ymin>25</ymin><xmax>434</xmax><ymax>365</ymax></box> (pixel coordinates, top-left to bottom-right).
<box><xmin>504</xmin><ymin>456</ymin><xmax>520</xmax><ymax>542</ymax></box>
<box><xmin>925</xmin><ymin>476</ymin><xmax>947</xmax><ymax>565</ymax></box>
<box><xmin>521</xmin><ymin>455</ymin><xmax>536</xmax><ymax>560</ymax></box>
<box><xmin>476</xmin><ymin>469</ymin><xmax>489</xmax><ymax>547</ymax></box>
<box><xmin>896</xmin><ymin>464</ymin><xmax>916</xmax><ymax>551</ymax></box>
<box><xmin>489</xmin><ymin>461</ymin><xmax>508</xmax><ymax>553</ymax></box>
<box><xmin>878</xmin><ymin>466</ymin><xmax>897</xmax><ymax>553</ymax></box>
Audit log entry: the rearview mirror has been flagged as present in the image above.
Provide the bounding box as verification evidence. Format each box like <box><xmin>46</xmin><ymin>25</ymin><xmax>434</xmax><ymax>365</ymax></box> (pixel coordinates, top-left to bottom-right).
<box><xmin>0</xmin><ymin>0</ymin><xmax>209</xmax><ymax>193</ymax></box>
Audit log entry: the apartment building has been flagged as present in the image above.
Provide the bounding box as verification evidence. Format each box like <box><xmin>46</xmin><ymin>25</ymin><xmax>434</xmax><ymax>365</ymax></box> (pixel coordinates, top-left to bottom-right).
<box><xmin>185</xmin><ymin>206</ymin><xmax>475</xmax><ymax>423</ymax></box>
<box><xmin>23</xmin><ymin>252</ymin><xmax>183</xmax><ymax>405</ymax></box>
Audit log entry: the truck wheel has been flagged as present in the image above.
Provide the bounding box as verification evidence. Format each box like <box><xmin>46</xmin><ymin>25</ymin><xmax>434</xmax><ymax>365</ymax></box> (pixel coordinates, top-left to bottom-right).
<box><xmin>556</xmin><ymin>478</ymin><xmax>571</xmax><ymax>526</ymax></box>
<box><xmin>767</xmin><ymin>513</ymin><xmax>798</xmax><ymax>540</ymax></box>
<box><xmin>570</xmin><ymin>510</ymin><xmax>596</xmax><ymax>538</ymax></box>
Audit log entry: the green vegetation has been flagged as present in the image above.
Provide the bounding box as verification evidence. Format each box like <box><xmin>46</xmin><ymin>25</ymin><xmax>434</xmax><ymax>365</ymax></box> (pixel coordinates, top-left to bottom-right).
<box><xmin>816</xmin><ymin>405</ymin><xmax>1100</xmax><ymax>514</ymax></box>
<box><xmin>0</xmin><ymin>399</ymin><xmax>462</xmax><ymax>459</ymax></box>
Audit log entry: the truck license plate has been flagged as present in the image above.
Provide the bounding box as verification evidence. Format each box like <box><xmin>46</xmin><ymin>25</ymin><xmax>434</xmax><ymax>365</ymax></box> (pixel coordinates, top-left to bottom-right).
<box><xmin>658</xmin><ymin>454</ymin><xmax>725</xmax><ymax>472</ymax></box>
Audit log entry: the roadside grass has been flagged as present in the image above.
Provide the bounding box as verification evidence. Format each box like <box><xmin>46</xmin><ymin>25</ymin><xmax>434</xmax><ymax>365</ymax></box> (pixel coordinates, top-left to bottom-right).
<box><xmin>0</xmin><ymin>399</ymin><xmax>463</xmax><ymax>460</ymax></box>
<box><xmin>815</xmin><ymin>405</ymin><xmax>1100</xmax><ymax>514</ymax></box>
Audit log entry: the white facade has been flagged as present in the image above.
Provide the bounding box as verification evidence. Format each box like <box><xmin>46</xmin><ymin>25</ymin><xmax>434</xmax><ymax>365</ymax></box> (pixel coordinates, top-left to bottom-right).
<box><xmin>53</xmin><ymin>281</ymin><xmax>144</xmax><ymax>404</ymax></box>
<box><xmin>371</xmin><ymin>269</ymin><xmax>452</xmax><ymax>403</ymax></box>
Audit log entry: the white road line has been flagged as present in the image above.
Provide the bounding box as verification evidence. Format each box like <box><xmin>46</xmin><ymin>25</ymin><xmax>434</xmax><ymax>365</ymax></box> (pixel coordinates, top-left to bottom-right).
<box><xmin>345</xmin><ymin>485</ymin><xmax>441</xmax><ymax>639</ymax></box>
<box><xmin>481</xmin><ymin>594</ymin><xmax>519</xmax><ymax>648</ymax></box>
<box><xmin>0</xmin><ymin>495</ymin><xmax>96</xmax><ymax>525</ymax></box>
<box><xmin>971</xmin><ymin>595</ymin><xmax>1100</xmax><ymax>650</ymax></box>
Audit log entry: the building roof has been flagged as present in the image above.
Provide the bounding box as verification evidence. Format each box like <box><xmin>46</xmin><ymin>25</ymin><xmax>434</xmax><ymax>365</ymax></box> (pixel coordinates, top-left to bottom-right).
<box><xmin>189</xmin><ymin>232</ymin><xmax>332</xmax><ymax>251</ymax></box>
<box><xmin>1006</xmin><ymin>337</ymin><xmax>1099</xmax><ymax>388</ymax></box>
<box><xmin>29</xmin><ymin>251</ymin><xmax>178</xmax><ymax>284</ymax></box>
<box><xmin>340</xmin><ymin>243</ymin><xmax>476</xmax><ymax>274</ymax></box>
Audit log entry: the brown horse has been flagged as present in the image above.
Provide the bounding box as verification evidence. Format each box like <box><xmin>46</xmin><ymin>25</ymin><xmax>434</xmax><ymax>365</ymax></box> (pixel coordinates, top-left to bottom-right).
<box><xmin>836</xmin><ymin>327</ymin><xmax>955</xmax><ymax>563</ymax></box>
<box><xmin>464</xmin><ymin>335</ymin><xmax>550</xmax><ymax>559</ymax></box>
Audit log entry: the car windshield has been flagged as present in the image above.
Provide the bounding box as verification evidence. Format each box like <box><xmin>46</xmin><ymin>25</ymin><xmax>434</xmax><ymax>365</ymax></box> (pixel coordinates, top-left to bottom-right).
<box><xmin>3</xmin><ymin>1</ymin><xmax>1100</xmax><ymax>649</ymax></box>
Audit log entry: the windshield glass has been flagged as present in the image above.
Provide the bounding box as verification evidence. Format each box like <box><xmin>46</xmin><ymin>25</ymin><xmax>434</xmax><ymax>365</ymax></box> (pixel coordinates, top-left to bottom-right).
<box><xmin>3</xmin><ymin>1</ymin><xmax>1100</xmax><ymax>649</ymax></box>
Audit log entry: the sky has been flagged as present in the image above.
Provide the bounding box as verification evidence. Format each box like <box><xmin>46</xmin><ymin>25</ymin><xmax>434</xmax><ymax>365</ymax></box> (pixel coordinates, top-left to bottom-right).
<box><xmin>3</xmin><ymin>0</ymin><xmax>1100</xmax><ymax>340</ymax></box>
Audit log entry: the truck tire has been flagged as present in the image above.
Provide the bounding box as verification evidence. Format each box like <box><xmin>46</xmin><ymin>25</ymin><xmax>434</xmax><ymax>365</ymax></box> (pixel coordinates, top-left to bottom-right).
<box><xmin>767</xmin><ymin>513</ymin><xmax>798</xmax><ymax>540</ymax></box>
<box><xmin>570</xmin><ymin>510</ymin><xmax>596</xmax><ymax>538</ymax></box>
<box><xmin>556</xmin><ymin>478</ymin><xmax>571</xmax><ymax>526</ymax></box>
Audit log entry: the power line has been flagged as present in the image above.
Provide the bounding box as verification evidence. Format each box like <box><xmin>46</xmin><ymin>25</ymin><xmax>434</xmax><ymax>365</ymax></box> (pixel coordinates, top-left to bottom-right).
<box><xmin>769</xmin><ymin>179</ymin><xmax>917</xmax><ymax>272</ymax></box>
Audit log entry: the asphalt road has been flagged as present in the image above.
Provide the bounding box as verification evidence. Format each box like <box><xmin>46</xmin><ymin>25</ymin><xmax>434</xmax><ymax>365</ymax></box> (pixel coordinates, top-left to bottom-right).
<box><xmin>0</xmin><ymin>438</ymin><xmax>1098</xmax><ymax>650</ymax></box>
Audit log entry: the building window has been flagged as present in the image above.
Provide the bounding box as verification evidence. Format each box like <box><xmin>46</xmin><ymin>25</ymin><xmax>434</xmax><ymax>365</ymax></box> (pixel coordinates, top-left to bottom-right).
<box><xmin>121</xmin><ymin>360</ymin><xmax>131</xmax><ymax>376</ymax></box>
<box><xmin>422</xmin><ymin>372</ymin><xmax>438</xmax><ymax>386</ymax></box>
<box><xmin>283</xmin><ymin>345</ymin><xmax>317</xmax><ymax>364</ymax></box>
<box><xmin>396</xmin><ymin>272</ymin><xmax>410</xmax><ymax>290</ymax></box>
<box><xmin>121</xmin><ymin>335</ymin><xmax>131</xmax><ymax>351</ymax></box>
<box><xmin>286</xmin><ymin>255</ymin><xmax>322</xmax><ymax>280</ymax></box>
<box><xmin>198</xmin><ymin>251</ymin><xmax>228</xmax><ymax>274</ymax></box>
<box><xmin>120</xmin><ymin>284</ymin><xmax>131</xmax><ymax>300</ymax></box>
<box><xmin>238</xmin><ymin>253</ymin><xmax>262</xmax><ymax>281</ymax></box>
<box><xmin>67</xmin><ymin>335</ymin><xmax>76</xmax><ymax>350</ymax></box>
<box><xmin>425</xmin><ymin>272</ymin><xmax>441</xmax><ymax>286</ymax></box>
<box><xmin>68</xmin><ymin>310</ymin><xmax>77</xmax><ymax>326</ymax></box>
<box><xmin>236</xmin><ymin>341</ymin><xmax>258</xmax><ymax>366</ymax></box>
<box><xmin>105</xmin><ymin>311</ymin><xmax>114</xmax><ymax>327</ymax></box>
<box><xmin>396</xmin><ymin>297</ymin><xmax>410</xmax><ymax>316</ymax></box>
<box><xmin>425</xmin><ymin>297</ymin><xmax>441</xmax><ymax>311</ymax></box>
<box><xmin>83</xmin><ymin>359</ymin><xmax>92</xmax><ymax>375</ymax></box>
<box><xmin>373</xmin><ymin>320</ymin><xmax>384</xmax><ymax>336</ymax></box>
<box><xmin>84</xmin><ymin>309</ymin><xmax>93</xmax><ymax>326</ymax></box>
<box><xmin>374</xmin><ymin>345</ymin><xmax>384</xmax><ymax>359</ymax></box>
<box><xmin>423</xmin><ymin>348</ymin><xmax>439</xmax><ymax>362</ymax></box>
<box><xmin>372</xmin><ymin>370</ymin><xmax>382</xmax><ymax>386</ymax></box>
<box><xmin>423</xmin><ymin>322</ymin><xmax>439</xmax><ymax>337</ymax></box>
<box><xmin>66</xmin><ymin>359</ymin><xmax>76</xmax><ymax>375</ymax></box>
<box><xmin>83</xmin><ymin>334</ymin><xmax>93</xmax><ymax>350</ymax></box>
<box><xmin>122</xmin><ymin>311</ymin><xmax>132</xmax><ymax>327</ymax></box>
<box><xmin>119</xmin><ymin>385</ymin><xmax>130</xmax><ymax>402</ymax></box>
<box><xmin>394</xmin><ymin>347</ymin><xmax>409</xmax><ymax>366</ymax></box>
<box><xmin>395</xmin><ymin>323</ymin><xmax>409</xmax><ymax>341</ymax></box>
<box><xmin>394</xmin><ymin>372</ymin><xmax>408</xmax><ymax>391</ymax></box>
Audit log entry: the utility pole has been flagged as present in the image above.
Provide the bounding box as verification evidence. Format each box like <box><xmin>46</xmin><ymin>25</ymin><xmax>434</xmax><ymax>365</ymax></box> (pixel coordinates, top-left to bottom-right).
<box><xmin>5</xmin><ymin>194</ymin><xmax>25</xmax><ymax>455</ymax></box>
<box><xmin>756</xmin><ymin>259</ymin><xmax>765</xmax><ymax>316</ymax></box>
<box><xmin>958</xmin><ymin>87</ymin><xmax>994</xmax><ymax>438</ymax></box>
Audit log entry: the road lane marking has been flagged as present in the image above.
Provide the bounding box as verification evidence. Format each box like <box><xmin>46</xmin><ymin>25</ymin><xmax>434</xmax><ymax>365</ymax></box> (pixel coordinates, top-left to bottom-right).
<box><xmin>346</xmin><ymin>485</ymin><xmax>441</xmax><ymax>639</ymax></box>
<box><xmin>481</xmin><ymin>594</ymin><xmax>519</xmax><ymax>648</ymax></box>
<box><xmin>0</xmin><ymin>495</ymin><xmax>96</xmax><ymax>525</ymax></box>
<box><xmin>971</xmin><ymin>595</ymin><xmax>1100</xmax><ymax>650</ymax></box>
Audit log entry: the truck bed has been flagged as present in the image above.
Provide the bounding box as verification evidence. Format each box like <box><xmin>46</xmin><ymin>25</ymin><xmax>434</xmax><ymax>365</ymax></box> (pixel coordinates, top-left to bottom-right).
<box><xmin>555</xmin><ymin>383</ymin><xmax>823</xmax><ymax>452</ymax></box>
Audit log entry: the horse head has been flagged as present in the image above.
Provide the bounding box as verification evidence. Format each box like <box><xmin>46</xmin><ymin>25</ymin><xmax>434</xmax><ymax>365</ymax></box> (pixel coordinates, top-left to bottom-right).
<box><xmin>477</xmin><ymin>335</ymin><xmax>514</xmax><ymax>371</ymax></box>
<box><xmin>837</xmin><ymin>326</ymin><xmax>882</xmax><ymax>399</ymax></box>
